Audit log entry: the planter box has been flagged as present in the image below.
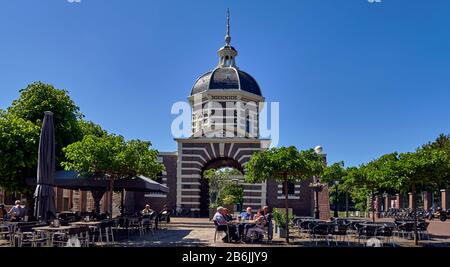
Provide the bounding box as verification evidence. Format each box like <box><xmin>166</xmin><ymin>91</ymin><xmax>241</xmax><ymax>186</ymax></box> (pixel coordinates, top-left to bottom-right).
<box><xmin>278</xmin><ymin>227</ymin><xmax>287</xmax><ymax>238</ymax></box>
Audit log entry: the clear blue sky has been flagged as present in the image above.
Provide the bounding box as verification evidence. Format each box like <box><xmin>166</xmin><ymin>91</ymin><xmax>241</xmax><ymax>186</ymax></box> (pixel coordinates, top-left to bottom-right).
<box><xmin>1</xmin><ymin>0</ymin><xmax>449</xmax><ymax>167</ymax></box>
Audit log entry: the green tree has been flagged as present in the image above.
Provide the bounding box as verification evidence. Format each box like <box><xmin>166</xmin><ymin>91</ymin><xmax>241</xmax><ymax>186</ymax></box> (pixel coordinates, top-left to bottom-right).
<box><xmin>203</xmin><ymin>168</ymin><xmax>242</xmax><ymax>208</ymax></box>
<box><xmin>8</xmin><ymin>82</ymin><xmax>83</xmax><ymax>167</ymax></box>
<box><xmin>358</xmin><ymin>153</ymin><xmax>399</xmax><ymax>222</ymax></box>
<box><xmin>321</xmin><ymin>161</ymin><xmax>347</xmax><ymax>216</ymax></box>
<box><xmin>221</xmin><ymin>183</ymin><xmax>244</xmax><ymax>206</ymax></box>
<box><xmin>245</xmin><ymin>146</ymin><xmax>324</xmax><ymax>243</ymax></box>
<box><xmin>62</xmin><ymin>134</ymin><xmax>164</xmax><ymax>217</ymax></box>
<box><xmin>395</xmin><ymin>149</ymin><xmax>450</xmax><ymax>245</ymax></box>
<box><xmin>78</xmin><ymin>119</ymin><xmax>107</xmax><ymax>138</ymax></box>
<box><xmin>341</xmin><ymin>167</ymin><xmax>368</xmax><ymax>212</ymax></box>
<box><xmin>0</xmin><ymin>112</ymin><xmax>40</xmax><ymax>193</ymax></box>
<box><xmin>421</xmin><ymin>134</ymin><xmax>450</xmax><ymax>188</ymax></box>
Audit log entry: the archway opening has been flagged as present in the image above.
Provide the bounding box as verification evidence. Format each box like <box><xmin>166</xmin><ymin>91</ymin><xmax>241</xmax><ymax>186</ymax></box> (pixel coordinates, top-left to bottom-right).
<box><xmin>199</xmin><ymin>157</ymin><xmax>244</xmax><ymax>217</ymax></box>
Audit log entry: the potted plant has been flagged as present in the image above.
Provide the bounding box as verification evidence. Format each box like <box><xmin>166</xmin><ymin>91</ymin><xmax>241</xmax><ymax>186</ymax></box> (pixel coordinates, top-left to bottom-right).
<box><xmin>272</xmin><ymin>208</ymin><xmax>292</xmax><ymax>238</ymax></box>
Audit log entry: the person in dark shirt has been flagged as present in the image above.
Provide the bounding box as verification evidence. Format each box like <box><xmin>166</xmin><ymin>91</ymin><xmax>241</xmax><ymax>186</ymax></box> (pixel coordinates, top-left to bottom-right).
<box><xmin>263</xmin><ymin>206</ymin><xmax>273</xmax><ymax>240</ymax></box>
<box><xmin>223</xmin><ymin>208</ymin><xmax>233</xmax><ymax>222</ymax></box>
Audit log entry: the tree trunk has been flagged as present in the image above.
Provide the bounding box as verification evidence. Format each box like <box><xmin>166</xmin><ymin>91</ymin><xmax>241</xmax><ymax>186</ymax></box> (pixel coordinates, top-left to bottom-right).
<box><xmin>371</xmin><ymin>192</ymin><xmax>375</xmax><ymax>222</ymax></box>
<box><xmin>345</xmin><ymin>191</ymin><xmax>349</xmax><ymax>218</ymax></box>
<box><xmin>120</xmin><ymin>189</ymin><xmax>125</xmax><ymax>216</ymax></box>
<box><xmin>412</xmin><ymin>184</ymin><xmax>419</xmax><ymax>246</ymax></box>
<box><xmin>284</xmin><ymin>175</ymin><xmax>290</xmax><ymax>243</ymax></box>
<box><xmin>109</xmin><ymin>178</ymin><xmax>114</xmax><ymax>218</ymax></box>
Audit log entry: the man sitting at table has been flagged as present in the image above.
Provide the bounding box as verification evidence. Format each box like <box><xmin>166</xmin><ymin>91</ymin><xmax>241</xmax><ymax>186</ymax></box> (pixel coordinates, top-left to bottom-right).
<box><xmin>141</xmin><ymin>204</ymin><xmax>155</xmax><ymax>230</ymax></box>
<box><xmin>8</xmin><ymin>200</ymin><xmax>24</xmax><ymax>222</ymax></box>
<box><xmin>240</xmin><ymin>207</ymin><xmax>254</xmax><ymax>221</ymax></box>
<box><xmin>213</xmin><ymin>207</ymin><xmax>238</xmax><ymax>242</ymax></box>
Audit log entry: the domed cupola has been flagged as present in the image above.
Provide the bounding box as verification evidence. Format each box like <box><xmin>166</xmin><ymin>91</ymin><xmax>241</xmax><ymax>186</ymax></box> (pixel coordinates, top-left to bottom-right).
<box><xmin>189</xmin><ymin>10</ymin><xmax>264</xmax><ymax>139</ymax></box>
<box><xmin>190</xmin><ymin>9</ymin><xmax>262</xmax><ymax>97</ymax></box>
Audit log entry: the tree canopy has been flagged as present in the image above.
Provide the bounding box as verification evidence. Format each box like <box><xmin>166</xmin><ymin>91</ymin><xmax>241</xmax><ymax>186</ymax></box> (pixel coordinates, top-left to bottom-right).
<box><xmin>62</xmin><ymin>134</ymin><xmax>165</xmax><ymax>217</ymax></box>
<box><xmin>8</xmin><ymin>82</ymin><xmax>83</xmax><ymax>166</ymax></box>
<box><xmin>245</xmin><ymin>146</ymin><xmax>324</xmax><ymax>183</ymax></box>
<box><xmin>203</xmin><ymin>168</ymin><xmax>243</xmax><ymax>208</ymax></box>
<box><xmin>62</xmin><ymin>134</ymin><xmax>164</xmax><ymax>179</ymax></box>
<box><xmin>245</xmin><ymin>146</ymin><xmax>325</xmax><ymax>243</ymax></box>
<box><xmin>0</xmin><ymin>112</ymin><xmax>40</xmax><ymax>192</ymax></box>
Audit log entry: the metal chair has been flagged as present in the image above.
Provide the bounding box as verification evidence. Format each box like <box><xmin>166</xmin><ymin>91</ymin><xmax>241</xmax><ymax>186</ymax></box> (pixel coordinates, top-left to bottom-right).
<box><xmin>16</xmin><ymin>226</ymin><xmax>48</xmax><ymax>247</ymax></box>
<box><xmin>213</xmin><ymin>220</ymin><xmax>230</xmax><ymax>243</ymax></box>
<box><xmin>311</xmin><ymin>223</ymin><xmax>332</xmax><ymax>246</ymax></box>
<box><xmin>417</xmin><ymin>221</ymin><xmax>430</xmax><ymax>240</ymax></box>
<box><xmin>331</xmin><ymin>223</ymin><xmax>350</xmax><ymax>246</ymax></box>
<box><xmin>377</xmin><ymin>224</ymin><xmax>395</xmax><ymax>246</ymax></box>
<box><xmin>0</xmin><ymin>224</ymin><xmax>13</xmax><ymax>246</ymax></box>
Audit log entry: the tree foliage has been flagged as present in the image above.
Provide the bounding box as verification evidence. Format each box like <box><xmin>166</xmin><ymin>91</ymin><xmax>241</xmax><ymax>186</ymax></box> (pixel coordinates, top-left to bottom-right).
<box><xmin>0</xmin><ymin>112</ymin><xmax>40</xmax><ymax>192</ymax></box>
<box><xmin>245</xmin><ymin>146</ymin><xmax>325</xmax><ymax>183</ymax></box>
<box><xmin>203</xmin><ymin>168</ymin><xmax>242</xmax><ymax>207</ymax></box>
<box><xmin>8</xmin><ymin>82</ymin><xmax>83</xmax><ymax>166</ymax></box>
<box><xmin>62</xmin><ymin>134</ymin><xmax>165</xmax><ymax>216</ymax></box>
<box><xmin>245</xmin><ymin>146</ymin><xmax>325</xmax><ymax>242</ymax></box>
<box><xmin>62</xmin><ymin>134</ymin><xmax>164</xmax><ymax>179</ymax></box>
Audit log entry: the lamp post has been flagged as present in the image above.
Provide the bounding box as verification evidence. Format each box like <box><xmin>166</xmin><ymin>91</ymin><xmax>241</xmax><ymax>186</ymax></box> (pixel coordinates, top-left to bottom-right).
<box><xmin>334</xmin><ymin>180</ymin><xmax>339</xmax><ymax>218</ymax></box>
<box><xmin>309</xmin><ymin>177</ymin><xmax>324</xmax><ymax>220</ymax></box>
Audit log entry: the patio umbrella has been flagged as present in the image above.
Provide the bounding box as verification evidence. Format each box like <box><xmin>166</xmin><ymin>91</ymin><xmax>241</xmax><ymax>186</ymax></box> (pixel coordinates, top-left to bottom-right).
<box><xmin>33</xmin><ymin>111</ymin><xmax>57</xmax><ymax>221</ymax></box>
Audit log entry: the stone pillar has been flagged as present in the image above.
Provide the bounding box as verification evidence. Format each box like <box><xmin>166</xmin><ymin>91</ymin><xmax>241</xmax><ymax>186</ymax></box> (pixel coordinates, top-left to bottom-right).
<box><xmin>318</xmin><ymin>185</ymin><xmax>331</xmax><ymax>221</ymax></box>
<box><xmin>80</xmin><ymin>191</ymin><xmax>87</xmax><ymax>212</ymax></box>
<box><xmin>395</xmin><ymin>194</ymin><xmax>402</xmax><ymax>209</ymax></box>
<box><xmin>408</xmin><ymin>193</ymin><xmax>413</xmax><ymax>209</ymax></box>
<box><xmin>374</xmin><ymin>196</ymin><xmax>381</xmax><ymax>217</ymax></box>
<box><xmin>423</xmin><ymin>191</ymin><xmax>432</xmax><ymax>211</ymax></box>
<box><xmin>441</xmin><ymin>189</ymin><xmax>450</xmax><ymax>210</ymax></box>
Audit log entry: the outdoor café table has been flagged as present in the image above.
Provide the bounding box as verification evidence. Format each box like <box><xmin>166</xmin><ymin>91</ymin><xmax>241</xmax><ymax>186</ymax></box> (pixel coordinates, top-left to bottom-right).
<box><xmin>70</xmin><ymin>221</ymin><xmax>102</xmax><ymax>227</ymax></box>
<box><xmin>33</xmin><ymin>225</ymin><xmax>76</xmax><ymax>246</ymax></box>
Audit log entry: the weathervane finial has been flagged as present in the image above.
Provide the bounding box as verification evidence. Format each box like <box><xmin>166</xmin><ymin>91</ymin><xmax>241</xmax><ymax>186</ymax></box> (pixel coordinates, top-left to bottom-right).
<box><xmin>225</xmin><ymin>8</ymin><xmax>231</xmax><ymax>46</ymax></box>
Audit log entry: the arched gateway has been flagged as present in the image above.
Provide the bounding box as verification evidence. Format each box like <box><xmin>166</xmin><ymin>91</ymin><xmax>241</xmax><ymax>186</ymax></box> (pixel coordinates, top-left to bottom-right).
<box><xmin>177</xmin><ymin>139</ymin><xmax>270</xmax><ymax>216</ymax></box>
<box><xmin>126</xmin><ymin>11</ymin><xmax>330</xmax><ymax>219</ymax></box>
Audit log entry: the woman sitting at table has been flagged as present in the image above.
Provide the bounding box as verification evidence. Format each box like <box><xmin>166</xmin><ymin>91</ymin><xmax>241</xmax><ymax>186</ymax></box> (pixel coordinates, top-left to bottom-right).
<box><xmin>223</xmin><ymin>208</ymin><xmax>233</xmax><ymax>222</ymax></box>
<box><xmin>245</xmin><ymin>209</ymin><xmax>266</xmax><ymax>241</ymax></box>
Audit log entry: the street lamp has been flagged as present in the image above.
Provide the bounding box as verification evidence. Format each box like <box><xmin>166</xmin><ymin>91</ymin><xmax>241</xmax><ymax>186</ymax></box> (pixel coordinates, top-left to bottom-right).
<box><xmin>309</xmin><ymin>177</ymin><xmax>324</xmax><ymax>220</ymax></box>
<box><xmin>334</xmin><ymin>180</ymin><xmax>339</xmax><ymax>218</ymax></box>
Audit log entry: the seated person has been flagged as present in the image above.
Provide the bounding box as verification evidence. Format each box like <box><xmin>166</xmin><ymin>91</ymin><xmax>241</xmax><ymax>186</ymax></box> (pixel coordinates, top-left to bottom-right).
<box><xmin>239</xmin><ymin>207</ymin><xmax>254</xmax><ymax>221</ymax></box>
<box><xmin>238</xmin><ymin>207</ymin><xmax>255</xmax><ymax>237</ymax></box>
<box><xmin>158</xmin><ymin>204</ymin><xmax>171</xmax><ymax>223</ymax></box>
<box><xmin>213</xmin><ymin>207</ymin><xmax>238</xmax><ymax>242</ymax></box>
<box><xmin>8</xmin><ymin>200</ymin><xmax>24</xmax><ymax>222</ymax></box>
<box><xmin>141</xmin><ymin>204</ymin><xmax>154</xmax><ymax>229</ymax></box>
<box><xmin>223</xmin><ymin>208</ymin><xmax>233</xmax><ymax>222</ymax></box>
<box><xmin>141</xmin><ymin>204</ymin><xmax>154</xmax><ymax>215</ymax></box>
<box><xmin>245</xmin><ymin>209</ymin><xmax>266</xmax><ymax>241</ymax></box>
<box><xmin>263</xmin><ymin>206</ymin><xmax>273</xmax><ymax>240</ymax></box>
<box><xmin>0</xmin><ymin>204</ymin><xmax>8</xmax><ymax>220</ymax></box>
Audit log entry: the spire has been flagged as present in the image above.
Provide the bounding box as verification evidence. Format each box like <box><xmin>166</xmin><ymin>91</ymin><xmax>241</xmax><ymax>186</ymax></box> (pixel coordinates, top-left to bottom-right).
<box><xmin>225</xmin><ymin>8</ymin><xmax>231</xmax><ymax>46</ymax></box>
<box><xmin>217</xmin><ymin>8</ymin><xmax>238</xmax><ymax>68</ymax></box>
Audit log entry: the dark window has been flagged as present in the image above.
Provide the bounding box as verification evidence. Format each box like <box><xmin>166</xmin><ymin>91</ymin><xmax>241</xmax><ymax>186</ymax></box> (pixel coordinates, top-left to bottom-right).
<box><xmin>245</xmin><ymin>117</ymin><xmax>250</xmax><ymax>134</ymax></box>
<box><xmin>282</xmin><ymin>181</ymin><xmax>295</xmax><ymax>195</ymax></box>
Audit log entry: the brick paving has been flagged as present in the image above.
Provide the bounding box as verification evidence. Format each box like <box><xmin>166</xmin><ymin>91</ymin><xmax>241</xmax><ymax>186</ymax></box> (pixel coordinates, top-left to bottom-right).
<box><xmin>113</xmin><ymin>217</ymin><xmax>450</xmax><ymax>247</ymax></box>
<box><xmin>2</xmin><ymin>217</ymin><xmax>448</xmax><ymax>247</ymax></box>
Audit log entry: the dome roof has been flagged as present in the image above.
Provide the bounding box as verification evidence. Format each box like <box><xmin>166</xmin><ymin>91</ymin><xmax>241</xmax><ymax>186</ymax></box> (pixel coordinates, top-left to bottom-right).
<box><xmin>191</xmin><ymin>67</ymin><xmax>262</xmax><ymax>96</ymax></box>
